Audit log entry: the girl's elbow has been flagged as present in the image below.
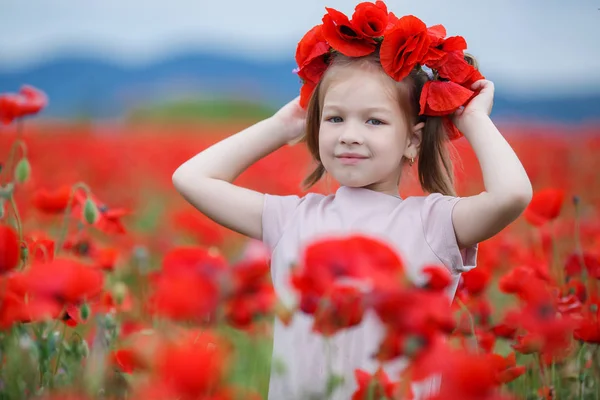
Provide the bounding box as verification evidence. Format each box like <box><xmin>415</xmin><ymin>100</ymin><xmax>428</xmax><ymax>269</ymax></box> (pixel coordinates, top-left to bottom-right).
<box><xmin>504</xmin><ymin>185</ymin><xmax>533</xmax><ymax>216</ymax></box>
<box><xmin>172</xmin><ymin>167</ymin><xmax>190</xmax><ymax>192</ymax></box>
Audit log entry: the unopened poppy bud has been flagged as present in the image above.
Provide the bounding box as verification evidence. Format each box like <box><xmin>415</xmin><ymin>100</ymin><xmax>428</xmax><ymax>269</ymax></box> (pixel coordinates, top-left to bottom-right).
<box><xmin>77</xmin><ymin>339</ymin><xmax>90</xmax><ymax>358</ymax></box>
<box><xmin>14</xmin><ymin>158</ymin><xmax>31</xmax><ymax>184</ymax></box>
<box><xmin>20</xmin><ymin>245</ymin><xmax>28</xmax><ymax>264</ymax></box>
<box><xmin>402</xmin><ymin>335</ymin><xmax>426</xmax><ymax>358</ymax></box>
<box><xmin>0</xmin><ymin>183</ymin><xmax>14</xmax><ymax>199</ymax></box>
<box><xmin>80</xmin><ymin>303</ymin><xmax>91</xmax><ymax>321</ymax></box>
<box><xmin>83</xmin><ymin>197</ymin><xmax>98</xmax><ymax>224</ymax></box>
<box><xmin>112</xmin><ymin>281</ymin><xmax>127</xmax><ymax>306</ymax></box>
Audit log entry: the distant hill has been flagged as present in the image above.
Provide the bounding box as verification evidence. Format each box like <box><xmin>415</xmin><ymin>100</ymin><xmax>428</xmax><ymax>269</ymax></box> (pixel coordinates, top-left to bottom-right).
<box><xmin>0</xmin><ymin>52</ymin><xmax>598</xmax><ymax>123</ymax></box>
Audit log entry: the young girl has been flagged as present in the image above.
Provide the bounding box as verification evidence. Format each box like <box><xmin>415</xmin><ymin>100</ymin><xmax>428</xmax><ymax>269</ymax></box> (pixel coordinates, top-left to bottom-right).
<box><xmin>172</xmin><ymin>2</ymin><xmax>532</xmax><ymax>399</ymax></box>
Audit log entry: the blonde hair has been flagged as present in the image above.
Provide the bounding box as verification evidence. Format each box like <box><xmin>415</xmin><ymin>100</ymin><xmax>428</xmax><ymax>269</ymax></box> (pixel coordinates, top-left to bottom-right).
<box><xmin>300</xmin><ymin>50</ymin><xmax>479</xmax><ymax>197</ymax></box>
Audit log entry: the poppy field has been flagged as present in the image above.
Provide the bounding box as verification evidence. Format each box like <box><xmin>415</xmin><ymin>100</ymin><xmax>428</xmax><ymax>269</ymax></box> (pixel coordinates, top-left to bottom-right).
<box><xmin>2</xmin><ymin>86</ymin><xmax>600</xmax><ymax>399</ymax></box>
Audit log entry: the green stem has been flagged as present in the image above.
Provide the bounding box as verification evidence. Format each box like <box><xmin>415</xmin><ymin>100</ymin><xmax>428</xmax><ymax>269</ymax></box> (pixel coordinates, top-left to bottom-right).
<box><xmin>0</xmin><ymin>122</ymin><xmax>27</xmax><ymax>186</ymax></box>
<box><xmin>55</xmin><ymin>182</ymin><xmax>93</xmax><ymax>253</ymax></box>
<box><xmin>549</xmin><ymin>220</ymin><xmax>563</xmax><ymax>285</ymax></box>
<box><xmin>537</xmin><ymin>354</ymin><xmax>550</xmax><ymax>392</ymax></box>
<box><xmin>455</xmin><ymin>297</ymin><xmax>479</xmax><ymax>353</ymax></box>
<box><xmin>52</xmin><ymin>322</ymin><xmax>67</xmax><ymax>382</ymax></box>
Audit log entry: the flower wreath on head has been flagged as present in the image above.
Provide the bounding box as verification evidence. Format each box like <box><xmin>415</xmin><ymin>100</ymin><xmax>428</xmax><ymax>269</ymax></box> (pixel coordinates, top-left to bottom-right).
<box><xmin>294</xmin><ymin>0</ymin><xmax>485</xmax><ymax>140</ymax></box>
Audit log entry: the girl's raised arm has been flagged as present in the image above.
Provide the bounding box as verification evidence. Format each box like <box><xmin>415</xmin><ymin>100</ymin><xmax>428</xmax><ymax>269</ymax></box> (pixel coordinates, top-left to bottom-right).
<box><xmin>172</xmin><ymin>97</ymin><xmax>306</xmax><ymax>241</ymax></box>
<box><xmin>451</xmin><ymin>80</ymin><xmax>533</xmax><ymax>248</ymax></box>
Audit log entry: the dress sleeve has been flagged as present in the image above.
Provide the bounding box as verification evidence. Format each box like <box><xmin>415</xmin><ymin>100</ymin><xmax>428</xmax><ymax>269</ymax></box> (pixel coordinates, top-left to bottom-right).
<box><xmin>420</xmin><ymin>193</ymin><xmax>478</xmax><ymax>274</ymax></box>
<box><xmin>261</xmin><ymin>194</ymin><xmax>302</xmax><ymax>252</ymax></box>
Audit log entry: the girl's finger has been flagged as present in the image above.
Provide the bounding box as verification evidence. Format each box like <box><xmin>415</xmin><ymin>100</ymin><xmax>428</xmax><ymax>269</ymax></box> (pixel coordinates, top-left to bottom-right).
<box><xmin>471</xmin><ymin>79</ymin><xmax>491</xmax><ymax>91</ymax></box>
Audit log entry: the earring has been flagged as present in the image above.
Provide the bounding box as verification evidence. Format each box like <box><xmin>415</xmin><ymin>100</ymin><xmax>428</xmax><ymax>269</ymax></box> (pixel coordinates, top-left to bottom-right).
<box><xmin>409</xmin><ymin>157</ymin><xmax>415</xmax><ymax>167</ymax></box>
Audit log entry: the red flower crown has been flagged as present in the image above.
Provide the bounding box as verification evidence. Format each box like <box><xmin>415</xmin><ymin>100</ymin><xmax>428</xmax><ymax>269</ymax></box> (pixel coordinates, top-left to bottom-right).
<box><xmin>294</xmin><ymin>0</ymin><xmax>485</xmax><ymax>140</ymax></box>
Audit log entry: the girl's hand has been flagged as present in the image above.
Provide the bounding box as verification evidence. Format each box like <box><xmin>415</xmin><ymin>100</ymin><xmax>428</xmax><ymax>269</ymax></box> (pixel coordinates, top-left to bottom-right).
<box><xmin>271</xmin><ymin>96</ymin><xmax>307</xmax><ymax>143</ymax></box>
<box><xmin>452</xmin><ymin>79</ymin><xmax>494</xmax><ymax>132</ymax></box>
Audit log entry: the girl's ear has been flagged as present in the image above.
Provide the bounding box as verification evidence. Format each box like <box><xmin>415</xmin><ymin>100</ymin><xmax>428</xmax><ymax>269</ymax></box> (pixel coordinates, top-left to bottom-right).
<box><xmin>405</xmin><ymin>121</ymin><xmax>425</xmax><ymax>158</ymax></box>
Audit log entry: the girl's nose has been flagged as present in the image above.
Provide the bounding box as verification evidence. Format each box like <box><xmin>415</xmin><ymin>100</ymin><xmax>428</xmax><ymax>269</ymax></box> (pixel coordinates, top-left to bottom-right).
<box><xmin>338</xmin><ymin>127</ymin><xmax>364</xmax><ymax>145</ymax></box>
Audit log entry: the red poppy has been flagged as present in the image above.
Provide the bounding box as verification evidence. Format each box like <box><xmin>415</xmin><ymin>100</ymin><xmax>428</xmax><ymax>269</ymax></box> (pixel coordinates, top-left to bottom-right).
<box><xmin>25</xmin><ymin>233</ymin><xmax>55</xmax><ymax>263</ymax></box>
<box><xmin>321</xmin><ymin>7</ymin><xmax>377</xmax><ymax>57</ymax></box>
<box><xmin>461</xmin><ymin>267</ymin><xmax>492</xmax><ymax>297</ymax></box>
<box><xmin>564</xmin><ymin>251</ymin><xmax>600</xmax><ymax>279</ymax></box>
<box><xmin>71</xmin><ymin>190</ymin><xmax>130</xmax><ymax>235</ymax></box>
<box><xmin>223</xmin><ymin>259</ymin><xmax>275</xmax><ymax>329</ymax></box>
<box><xmin>509</xmin><ymin>302</ymin><xmax>574</xmax><ymax>356</ymax></box>
<box><xmin>20</xmin><ymin>258</ymin><xmax>104</xmax><ymax>304</ymax></box>
<box><xmin>161</xmin><ymin>246</ymin><xmax>228</xmax><ymax>278</ymax></box>
<box><xmin>422</xmin><ymin>30</ymin><xmax>466</xmax><ymax>69</ymax></box>
<box><xmin>111</xmin><ymin>348</ymin><xmax>141</xmax><ymax>374</ymax></box>
<box><xmin>299</xmin><ymin>80</ymin><xmax>318</xmax><ymax>109</ymax></box>
<box><xmin>563</xmin><ymin>278</ymin><xmax>587</xmax><ymax>303</ymax></box>
<box><xmin>419</xmin><ymin>80</ymin><xmax>475</xmax><ymax>116</ymax></box>
<box><xmin>352</xmin><ymin>368</ymin><xmax>397</xmax><ymax>400</ymax></box>
<box><xmin>557</xmin><ymin>293</ymin><xmax>583</xmax><ymax>316</ymax></box>
<box><xmin>421</xmin><ymin>265</ymin><xmax>452</xmax><ymax>291</ymax></box>
<box><xmin>372</xmin><ymin>288</ymin><xmax>455</xmax><ymax>343</ymax></box>
<box><xmin>148</xmin><ymin>271</ymin><xmax>219</xmax><ymax>322</ymax></box>
<box><xmin>350</xmin><ymin>1</ymin><xmax>389</xmax><ymax>38</ymax></box>
<box><xmin>313</xmin><ymin>283</ymin><xmax>365</xmax><ymax>336</ymax></box>
<box><xmin>380</xmin><ymin>15</ymin><xmax>431</xmax><ymax>82</ymax></box>
<box><xmin>491</xmin><ymin>317</ymin><xmax>519</xmax><ymax>340</ymax></box>
<box><xmin>442</xmin><ymin>115</ymin><xmax>464</xmax><ymax>141</ymax></box>
<box><xmin>0</xmin><ymin>225</ymin><xmax>20</xmax><ymax>274</ymax></box>
<box><xmin>488</xmin><ymin>352</ymin><xmax>526</xmax><ymax>384</ymax></box>
<box><xmin>0</xmin><ymin>289</ymin><xmax>62</xmax><ymax>329</ymax></box>
<box><xmin>427</xmin><ymin>349</ymin><xmax>514</xmax><ymax>400</ymax></box>
<box><xmin>93</xmin><ymin>247</ymin><xmax>120</xmax><ymax>271</ymax></box>
<box><xmin>573</xmin><ymin>300</ymin><xmax>600</xmax><ymax>343</ymax></box>
<box><xmin>155</xmin><ymin>331</ymin><xmax>229</xmax><ymax>399</ymax></box>
<box><xmin>32</xmin><ymin>185</ymin><xmax>72</xmax><ymax>214</ymax></box>
<box><xmin>511</xmin><ymin>333</ymin><xmax>543</xmax><ymax>354</ymax></box>
<box><xmin>0</xmin><ymin>85</ymin><xmax>47</xmax><ymax>125</ymax></box>
<box><xmin>524</xmin><ymin>188</ymin><xmax>565</xmax><ymax>227</ymax></box>
<box><xmin>432</xmin><ymin>50</ymin><xmax>474</xmax><ymax>83</ymax></box>
<box><xmin>295</xmin><ymin>25</ymin><xmax>331</xmax><ymax>84</ymax></box>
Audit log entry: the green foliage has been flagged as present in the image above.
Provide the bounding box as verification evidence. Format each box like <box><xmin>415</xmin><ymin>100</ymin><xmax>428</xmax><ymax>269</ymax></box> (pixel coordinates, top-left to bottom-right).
<box><xmin>127</xmin><ymin>98</ymin><xmax>276</xmax><ymax>123</ymax></box>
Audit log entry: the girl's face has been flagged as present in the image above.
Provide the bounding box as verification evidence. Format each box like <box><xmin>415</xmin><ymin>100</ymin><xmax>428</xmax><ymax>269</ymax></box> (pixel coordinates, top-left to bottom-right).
<box><xmin>318</xmin><ymin>65</ymin><xmax>423</xmax><ymax>195</ymax></box>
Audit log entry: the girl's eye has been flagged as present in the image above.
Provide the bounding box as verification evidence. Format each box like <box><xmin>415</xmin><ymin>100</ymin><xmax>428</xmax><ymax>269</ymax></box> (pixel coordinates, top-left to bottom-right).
<box><xmin>327</xmin><ymin>116</ymin><xmax>343</xmax><ymax>123</ymax></box>
<box><xmin>367</xmin><ymin>119</ymin><xmax>384</xmax><ymax>126</ymax></box>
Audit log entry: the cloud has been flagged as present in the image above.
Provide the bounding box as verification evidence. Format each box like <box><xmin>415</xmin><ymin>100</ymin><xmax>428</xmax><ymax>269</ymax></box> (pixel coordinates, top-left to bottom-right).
<box><xmin>1</xmin><ymin>0</ymin><xmax>599</xmax><ymax>94</ymax></box>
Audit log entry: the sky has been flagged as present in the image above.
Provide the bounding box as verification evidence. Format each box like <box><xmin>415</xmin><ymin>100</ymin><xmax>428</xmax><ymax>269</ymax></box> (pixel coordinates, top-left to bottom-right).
<box><xmin>1</xmin><ymin>0</ymin><xmax>600</xmax><ymax>96</ymax></box>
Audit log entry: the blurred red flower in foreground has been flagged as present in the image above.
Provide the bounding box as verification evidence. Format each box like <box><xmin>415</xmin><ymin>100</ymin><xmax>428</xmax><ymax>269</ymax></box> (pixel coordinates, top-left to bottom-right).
<box><xmin>32</xmin><ymin>185</ymin><xmax>72</xmax><ymax>214</ymax></box>
<box><xmin>524</xmin><ymin>188</ymin><xmax>565</xmax><ymax>227</ymax></box>
<box><xmin>0</xmin><ymin>85</ymin><xmax>47</xmax><ymax>125</ymax></box>
<box><xmin>0</xmin><ymin>225</ymin><xmax>20</xmax><ymax>274</ymax></box>
<box><xmin>352</xmin><ymin>368</ymin><xmax>397</xmax><ymax>400</ymax></box>
<box><xmin>223</xmin><ymin>258</ymin><xmax>275</xmax><ymax>329</ymax></box>
<box><xmin>20</xmin><ymin>258</ymin><xmax>104</xmax><ymax>304</ymax></box>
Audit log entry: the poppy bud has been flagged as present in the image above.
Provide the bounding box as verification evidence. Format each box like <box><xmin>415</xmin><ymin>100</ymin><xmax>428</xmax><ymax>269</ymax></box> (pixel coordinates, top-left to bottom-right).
<box><xmin>0</xmin><ymin>183</ymin><xmax>14</xmax><ymax>199</ymax></box>
<box><xmin>80</xmin><ymin>303</ymin><xmax>91</xmax><ymax>322</ymax></box>
<box><xmin>402</xmin><ymin>335</ymin><xmax>426</xmax><ymax>358</ymax></box>
<box><xmin>0</xmin><ymin>198</ymin><xmax>4</xmax><ymax>218</ymax></box>
<box><xmin>14</xmin><ymin>157</ymin><xmax>31</xmax><ymax>184</ymax></box>
<box><xmin>20</xmin><ymin>245</ymin><xmax>28</xmax><ymax>264</ymax></box>
<box><xmin>77</xmin><ymin>339</ymin><xmax>90</xmax><ymax>358</ymax></box>
<box><xmin>112</xmin><ymin>281</ymin><xmax>127</xmax><ymax>306</ymax></box>
<box><xmin>83</xmin><ymin>197</ymin><xmax>98</xmax><ymax>224</ymax></box>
